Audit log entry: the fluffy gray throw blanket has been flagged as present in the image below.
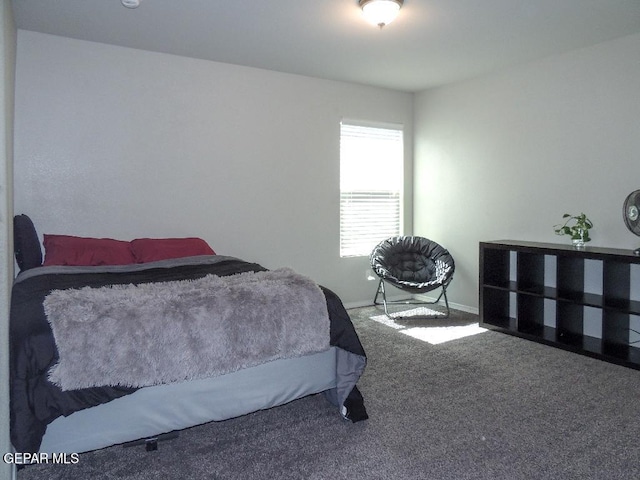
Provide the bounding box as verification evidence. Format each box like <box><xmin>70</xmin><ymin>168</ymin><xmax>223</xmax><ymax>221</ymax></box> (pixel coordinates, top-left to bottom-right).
<box><xmin>44</xmin><ymin>268</ymin><xmax>330</xmax><ymax>391</ymax></box>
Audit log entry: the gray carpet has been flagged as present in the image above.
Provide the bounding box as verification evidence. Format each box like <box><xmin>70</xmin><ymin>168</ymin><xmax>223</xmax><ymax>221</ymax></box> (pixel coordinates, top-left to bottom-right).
<box><xmin>18</xmin><ymin>305</ymin><xmax>640</xmax><ymax>479</ymax></box>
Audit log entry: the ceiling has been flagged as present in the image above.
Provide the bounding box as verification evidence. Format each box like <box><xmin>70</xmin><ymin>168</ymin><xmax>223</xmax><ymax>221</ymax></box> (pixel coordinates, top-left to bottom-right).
<box><xmin>12</xmin><ymin>0</ymin><xmax>640</xmax><ymax>92</ymax></box>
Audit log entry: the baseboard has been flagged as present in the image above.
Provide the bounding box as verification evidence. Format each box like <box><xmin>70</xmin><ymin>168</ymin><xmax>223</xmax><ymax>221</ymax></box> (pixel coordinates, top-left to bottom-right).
<box><xmin>343</xmin><ymin>294</ymin><xmax>410</xmax><ymax>310</ymax></box>
<box><xmin>413</xmin><ymin>293</ymin><xmax>479</xmax><ymax>315</ymax></box>
<box><xmin>343</xmin><ymin>300</ymin><xmax>374</xmax><ymax>309</ymax></box>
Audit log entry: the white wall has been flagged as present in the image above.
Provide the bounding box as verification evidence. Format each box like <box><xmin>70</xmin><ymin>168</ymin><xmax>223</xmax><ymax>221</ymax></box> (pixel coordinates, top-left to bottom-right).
<box><xmin>1</xmin><ymin>0</ymin><xmax>15</xmax><ymax>477</ymax></box>
<box><xmin>414</xmin><ymin>33</ymin><xmax>640</xmax><ymax>311</ymax></box>
<box><xmin>13</xmin><ymin>31</ymin><xmax>414</xmax><ymax>305</ymax></box>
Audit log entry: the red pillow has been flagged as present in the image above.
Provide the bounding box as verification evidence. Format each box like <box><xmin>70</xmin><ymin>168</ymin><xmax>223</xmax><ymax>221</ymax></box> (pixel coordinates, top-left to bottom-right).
<box><xmin>130</xmin><ymin>238</ymin><xmax>215</xmax><ymax>263</ymax></box>
<box><xmin>43</xmin><ymin>234</ymin><xmax>136</xmax><ymax>266</ymax></box>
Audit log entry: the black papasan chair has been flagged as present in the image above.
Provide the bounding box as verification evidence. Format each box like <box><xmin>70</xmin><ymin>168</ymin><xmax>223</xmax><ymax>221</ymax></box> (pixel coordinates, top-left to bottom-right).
<box><xmin>370</xmin><ymin>236</ymin><xmax>455</xmax><ymax>319</ymax></box>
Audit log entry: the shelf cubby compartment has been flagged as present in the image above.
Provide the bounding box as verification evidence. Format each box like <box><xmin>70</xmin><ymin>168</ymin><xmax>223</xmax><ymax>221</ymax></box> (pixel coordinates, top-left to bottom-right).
<box><xmin>556</xmin><ymin>301</ymin><xmax>584</xmax><ymax>347</ymax></box>
<box><xmin>583</xmin><ymin>307</ymin><xmax>604</xmax><ymax>354</ymax></box>
<box><xmin>481</xmin><ymin>286</ymin><xmax>514</xmax><ymax>330</ymax></box>
<box><xmin>603</xmin><ymin>261</ymin><xmax>631</xmax><ymax>311</ymax></box>
<box><xmin>555</xmin><ymin>303</ymin><xmax>603</xmax><ymax>354</ymax></box>
<box><xmin>602</xmin><ymin>310</ymin><xmax>631</xmax><ymax>361</ymax></box>
<box><xmin>516</xmin><ymin>293</ymin><xmax>544</xmax><ymax>337</ymax></box>
<box><xmin>481</xmin><ymin>248</ymin><xmax>511</xmax><ymax>289</ymax></box>
<box><xmin>556</xmin><ymin>256</ymin><xmax>584</xmax><ymax>301</ymax></box>
<box><xmin>517</xmin><ymin>252</ymin><xmax>545</xmax><ymax>295</ymax></box>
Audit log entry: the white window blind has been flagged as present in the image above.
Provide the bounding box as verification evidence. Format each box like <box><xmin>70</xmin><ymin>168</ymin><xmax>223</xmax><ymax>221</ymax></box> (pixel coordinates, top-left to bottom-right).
<box><xmin>340</xmin><ymin>122</ymin><xmax>403</xmax><ymax>257</ymax></box>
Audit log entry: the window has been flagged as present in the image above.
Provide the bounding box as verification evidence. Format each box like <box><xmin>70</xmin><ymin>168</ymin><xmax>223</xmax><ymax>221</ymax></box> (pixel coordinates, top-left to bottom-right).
<box><xmin>340</xmin><ymin>121</ymin><xmax>403</xmax><ymax>257</ymax></box>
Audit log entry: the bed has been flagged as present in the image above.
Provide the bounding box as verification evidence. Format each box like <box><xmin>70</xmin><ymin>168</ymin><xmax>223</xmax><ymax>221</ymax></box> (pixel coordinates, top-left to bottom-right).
<box><xmin>10</xmin><ymin>215</ymin><xmax>368</xmax><ymax>456</ymax></box>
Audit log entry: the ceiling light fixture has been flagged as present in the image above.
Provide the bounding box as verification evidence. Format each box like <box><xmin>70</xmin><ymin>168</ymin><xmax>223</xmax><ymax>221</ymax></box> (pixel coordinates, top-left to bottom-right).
<box><xmin>359</xmin><ymin>0</ymin><xmax>403</xmax><ymax>29</ymax></box>
<box><xmin>121</xmin><ymin>0</ymin><xmax>141</xmax><ymax>8</ymax></box>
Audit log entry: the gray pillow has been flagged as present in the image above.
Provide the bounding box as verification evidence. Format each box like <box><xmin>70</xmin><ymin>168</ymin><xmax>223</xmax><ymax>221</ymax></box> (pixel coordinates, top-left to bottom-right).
<box><xmin>14</xmin><ymin>214</ymin><xmax>42</xmax><ymax>271</ymax></box>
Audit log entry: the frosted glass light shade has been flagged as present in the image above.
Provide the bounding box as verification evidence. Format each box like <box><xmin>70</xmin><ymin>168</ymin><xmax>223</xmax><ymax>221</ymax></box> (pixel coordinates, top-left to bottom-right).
<box><xmin>360</xmin><ymin>0</ymin><xmax>403</xmax><ymax>28</ymax></box>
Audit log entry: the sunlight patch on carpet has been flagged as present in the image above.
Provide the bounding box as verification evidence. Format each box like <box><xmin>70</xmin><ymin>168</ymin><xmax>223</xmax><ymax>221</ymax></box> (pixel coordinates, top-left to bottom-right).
<box><xmin>370</xmin><ymin>307</ymin><xmax>487</xmax><ymax>345</ymax></box>
<box><xmin>370</xmin><ymin>307</ymin><xmax>444</xmax><ymax>330</ymax></box>
<box><xmin>401</xmin><ymin>324</ymin><xmax>487</xmax><ymax>345</ymax></box>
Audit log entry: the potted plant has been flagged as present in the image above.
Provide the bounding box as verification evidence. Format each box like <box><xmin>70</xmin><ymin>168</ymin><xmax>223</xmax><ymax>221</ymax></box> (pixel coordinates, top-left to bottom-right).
<box><xmin>553</xmin><ymin>213</ymin><xmax>594</xmax><ymax>247</ymax></box>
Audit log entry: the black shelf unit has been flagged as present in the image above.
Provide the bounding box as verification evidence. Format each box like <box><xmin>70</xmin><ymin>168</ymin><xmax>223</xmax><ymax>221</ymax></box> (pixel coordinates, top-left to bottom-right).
<box><xmin>480</xmin><ymin>240</ymin><xmax>640</xmax><ymax>370</ymax></box>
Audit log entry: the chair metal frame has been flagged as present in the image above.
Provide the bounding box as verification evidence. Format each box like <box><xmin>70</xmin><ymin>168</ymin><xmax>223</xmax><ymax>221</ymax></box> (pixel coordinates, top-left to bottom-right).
<box><xmin>373</xmin><ymin>277</ymin><xmax>451</xmax><ymax>320</ymax></box>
